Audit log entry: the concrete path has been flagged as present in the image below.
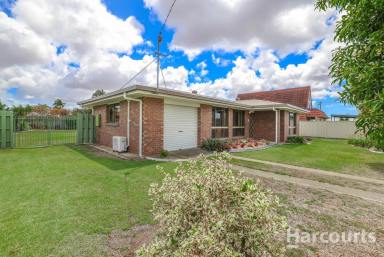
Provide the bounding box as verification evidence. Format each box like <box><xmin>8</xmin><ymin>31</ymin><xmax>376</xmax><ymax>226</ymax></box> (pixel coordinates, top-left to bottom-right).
<box><xmin>232</xmin><ymin>164</ymin><xmax>384</xmax><ymax>204</ymax></box>
<box><xmin>232</xmin><ymin>155</ymin><xmax>384</xmax><ymax>185</ymax></box>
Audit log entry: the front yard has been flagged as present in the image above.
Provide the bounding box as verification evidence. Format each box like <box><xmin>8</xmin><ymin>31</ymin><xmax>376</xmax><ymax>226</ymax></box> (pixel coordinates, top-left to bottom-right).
<box><xmin>234</xmin><ymin>138</ymin><xmax>384</xmax><ymax>179</ymax></box>
<box><xmin>1</xmin><ymin>141</ymin><xmax>383</xmax><ymax>256</ymax></box>
<box><xmin>0</xmin><ymin>145</ymin><xmax>175</xmax><ymax>257</ymax></box>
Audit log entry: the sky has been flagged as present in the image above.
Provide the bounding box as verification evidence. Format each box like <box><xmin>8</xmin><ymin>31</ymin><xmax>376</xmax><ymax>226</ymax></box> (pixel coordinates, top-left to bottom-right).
<box><xmin>0</xmin><ymin>0</ymin><xmax>357</xmax><ymax>115</ymax></box>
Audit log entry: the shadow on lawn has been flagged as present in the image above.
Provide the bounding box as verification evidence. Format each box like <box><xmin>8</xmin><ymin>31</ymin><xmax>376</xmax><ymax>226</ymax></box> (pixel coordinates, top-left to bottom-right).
<box><xmin>66</xmin><ymin>144</ymin><xmax>156</xmax><ymax>171</ymax></box>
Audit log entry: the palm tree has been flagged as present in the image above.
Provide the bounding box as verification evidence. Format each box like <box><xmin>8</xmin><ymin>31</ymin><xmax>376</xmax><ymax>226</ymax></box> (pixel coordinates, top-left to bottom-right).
<box><xmin>53</xmin><ymin>99</ymin><xmax>65</xmax><ymax>109</ymax></box>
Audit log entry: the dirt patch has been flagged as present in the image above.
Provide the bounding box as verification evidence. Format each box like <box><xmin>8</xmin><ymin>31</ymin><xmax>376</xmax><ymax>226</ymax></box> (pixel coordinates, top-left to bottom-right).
<box><xmin>107</xmin><ymin>225</ymin><xmax>157</xmax><ymax>257</ymax></box>
<box><xmin>258</xmin><ymin>178</ymin><xmax>384</xmax><ymax>257</ymax></box>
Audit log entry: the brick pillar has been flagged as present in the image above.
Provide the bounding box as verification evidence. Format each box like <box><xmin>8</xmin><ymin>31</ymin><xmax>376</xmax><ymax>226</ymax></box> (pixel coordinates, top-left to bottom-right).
<box><xmin>198</xmin><ymin>105</ymin><xmax>212</xmax><ymax>146</ymax></box>
<box><xmin>228</xmin><ymin>109</ymin><xmax>233</xmax><ymax>139</ymax></box>
<box><xmin>244</xmin><ymin>111</ymin><xmax>250</xmax><ymax>138</ymax></box>
<box><xmin>128</xmin><ymin>101</ymin><xmax>140</xmax><ymax>154</ymax></box>
<box><xmin>142</xmin><ymin>97</ymin><xmax>164</xmax><ymax>156</ymax></box>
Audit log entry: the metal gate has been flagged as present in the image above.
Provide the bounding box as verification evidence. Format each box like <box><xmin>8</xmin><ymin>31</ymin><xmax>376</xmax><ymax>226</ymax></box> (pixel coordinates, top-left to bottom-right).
<box><xmin>0</xmin><ymin>112</ymin><xmax>95</xmax><ymax>149</ymax></box>
<box><xmin>14</xmin><ymin>116</ymin><xmax>78</xmax><ymax>148</ymax></box>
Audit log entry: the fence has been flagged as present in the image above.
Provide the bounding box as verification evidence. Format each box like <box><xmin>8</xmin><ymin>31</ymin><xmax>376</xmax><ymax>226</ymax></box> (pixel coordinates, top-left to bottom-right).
<box><xmin>0</xmin><ymin>111</ymin><xmax>95</xmax><ymax>149</ymax></box>
<box><xmin>299</xmin><ymin>121</ymin><xmax>358</xmax><ymax>139</ymax></box>
<box><xmin>0</xmin><ymin>110</ymin><xmax>14</xmax><ymax>148</ymax></box>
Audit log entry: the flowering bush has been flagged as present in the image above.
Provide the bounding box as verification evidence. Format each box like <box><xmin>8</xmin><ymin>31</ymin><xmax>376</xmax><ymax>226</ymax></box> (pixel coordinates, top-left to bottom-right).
<box><xmin>137</xmin><ymin>153</ymin><xmax>287</xmax><ymax>257</ymax></box>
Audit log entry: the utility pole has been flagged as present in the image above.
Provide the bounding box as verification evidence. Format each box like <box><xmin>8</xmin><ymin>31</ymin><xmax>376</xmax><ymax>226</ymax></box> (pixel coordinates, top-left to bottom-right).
<box><xmin>318</xmin><ymin>101</ymin><xmax>322</xmax><ymax>110</ymax></box>
<box><xmin>156</xmin><ymin>33</ymin><xmax>163</xmax><ymax>91</ymax></box>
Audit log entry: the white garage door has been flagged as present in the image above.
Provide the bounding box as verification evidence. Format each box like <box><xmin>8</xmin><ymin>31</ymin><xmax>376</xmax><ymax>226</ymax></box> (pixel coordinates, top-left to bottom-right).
<box><xmin>164</xmin><ymin>104</ymin><xmax>198</xmax><ymax>151</ymax></box>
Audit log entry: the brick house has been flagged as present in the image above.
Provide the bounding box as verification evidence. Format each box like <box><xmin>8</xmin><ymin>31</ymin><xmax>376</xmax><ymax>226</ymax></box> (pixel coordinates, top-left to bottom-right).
<box><xmin>238</xmin><ymin>86</ymin><xmax>327</xmax><ymax>122</ymax></box>
<box><xmin>78</xmin><ymin>85</ymin><xmax>307</xmax><ymax>157</ymax></box>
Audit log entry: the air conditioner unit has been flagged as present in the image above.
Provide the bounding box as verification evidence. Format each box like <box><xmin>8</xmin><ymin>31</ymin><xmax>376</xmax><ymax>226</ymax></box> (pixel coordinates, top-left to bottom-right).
<box><xmin>112</xmin><ymin>136</ymin><xmax>128</xmax><ymax>152</ymax></box>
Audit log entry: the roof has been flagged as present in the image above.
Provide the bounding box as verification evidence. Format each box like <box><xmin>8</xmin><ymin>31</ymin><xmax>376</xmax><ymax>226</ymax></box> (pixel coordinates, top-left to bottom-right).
<box><xmin>237</xmin><ymin>86</ymin><xmax>311</xmax><ymax>109</ymax></box>
<box><xmin>306</xmin><ymin>108</ymin><xmax>328</xmax><ymax>119</ymax></box>
<box><xmin>78</xmin><ymin>85</ymin><xmax>307</xmax><ymax>113</ymax></box>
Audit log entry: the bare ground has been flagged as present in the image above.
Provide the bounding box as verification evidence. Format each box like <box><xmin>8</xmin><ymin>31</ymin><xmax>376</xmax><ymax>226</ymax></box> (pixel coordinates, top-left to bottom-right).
<box><xmin>260</xmin><ymin>178</ymin><xmax>384</xmax><ymax>257</ymax></box>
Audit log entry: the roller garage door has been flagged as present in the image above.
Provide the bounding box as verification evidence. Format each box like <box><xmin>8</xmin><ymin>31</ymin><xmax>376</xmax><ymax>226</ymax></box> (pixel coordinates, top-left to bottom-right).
<box><xmin>164</xmin><ymin>104</ymin><xmax>198</xmax><ymax>151</ymax></box>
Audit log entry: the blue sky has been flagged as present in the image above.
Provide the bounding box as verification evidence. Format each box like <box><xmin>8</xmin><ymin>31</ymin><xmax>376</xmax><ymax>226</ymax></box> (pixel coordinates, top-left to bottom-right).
<box><xmin>0</xmin><ymin>0</ymin><xmax>357</xmax><ymax>115</ymax></box>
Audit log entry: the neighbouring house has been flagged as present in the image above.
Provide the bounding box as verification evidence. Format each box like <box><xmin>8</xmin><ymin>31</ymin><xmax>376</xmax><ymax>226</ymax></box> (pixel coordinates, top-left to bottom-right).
<box><xmin>237</xmin><ymin>86</ymin><xmax>327</xmax><ymax>121</ymax></box>
<box><xmin>330</xmin><ymin>114</ymin><xmax>357</xmax><ymax>121</ymax></box>
<box><xmin>78</xmin><ymin>85</ymin><xmax>307</xmax><ymax>157</ymax></box>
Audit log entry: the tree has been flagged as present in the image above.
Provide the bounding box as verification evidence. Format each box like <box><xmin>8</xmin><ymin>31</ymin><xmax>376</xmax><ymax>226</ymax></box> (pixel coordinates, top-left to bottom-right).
<box><xmin>11</xmin><ymin>104</ymin><xmax>33</xmax><ymax>117</ymax></box>
<box><xmin>0</xmin><ymin>100</ymin><xmax>6</xmax><ymax>110</ymax></box>
<box><xmin>92</xmin><ymin>89</ymin><xmax>105</xmax><ymax>98</ymax></box>
<box><xmin>53</xmin><ymin>98</ymin><xmax>65</xmax><ymax>109</ymax></box>
<box><xmin>316</xmin><ymin>0</ymin><xmax>384</xmax><ymax>149</ymax></box>
<box><xmin>32</xmin><ymin>104</ymin><xmax>50</xmax><ymax>115</ymax></box>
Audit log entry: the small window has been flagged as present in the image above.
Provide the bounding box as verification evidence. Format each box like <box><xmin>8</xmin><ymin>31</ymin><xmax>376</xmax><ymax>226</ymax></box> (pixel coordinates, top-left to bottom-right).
<box><xmin>289</xmin><ymin>112</ymin><xmax>297</xmax><ymax>135</ymax></box>
<box><xmin>212</xmin><ymin>107</ymin><xmax>228</xmax><ymax>138</ymax></box>
<box><xmin>233</xmin><ymin>110</ymin><xmax>245</xmax><ymax>137</ymax></box>
<box><xmin>107</xmin><ymin>103</ymin><xmax>120</xmax><ymax>123</ymax></box>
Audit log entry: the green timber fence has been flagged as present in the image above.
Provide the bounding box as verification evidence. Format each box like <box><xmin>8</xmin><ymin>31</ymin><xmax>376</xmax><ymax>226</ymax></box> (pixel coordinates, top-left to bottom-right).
<box><xmin>0</xmin><ymin>111</ymin><xmax>95</xmax><ymax>149</ymax></box>
<box><xmin>77</xmin><ymin>113</ymin><xmax>96</xmax><ymax>145</ymax></box>
<box><xmin>0</xmin><ymin>110</ymin><xmax>14</xmax><ymax>149</ymax></box>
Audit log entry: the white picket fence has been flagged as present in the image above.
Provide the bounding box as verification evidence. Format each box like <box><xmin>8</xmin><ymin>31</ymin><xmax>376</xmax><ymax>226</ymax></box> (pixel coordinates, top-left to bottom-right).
<box><xmin>299</xmin><ymin>121</ymin><xmax>358</xmax><ymax>139</ymax></box>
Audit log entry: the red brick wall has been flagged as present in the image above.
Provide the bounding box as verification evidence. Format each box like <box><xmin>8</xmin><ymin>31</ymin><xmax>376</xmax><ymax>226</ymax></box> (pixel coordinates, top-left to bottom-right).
<box><xmin>142</xmin><ymin>97</ymin><xmax>164</xmax><ymax>156</ymax></box>
<box><xmin>198</xmin><ymin>104</ymin><xmax>212</xmax><ymax>145</ymax></box>
<box><xmin>249</xmin><ymin>111</ymin><xmax>276</xmax><ymax>142</ymax></box>
<box><xmin>94</xmin><ymin>101</ymin><xmax>128</xmax><ymax>148</ymax></box>
<box><xmin>129</xmin><ymin>101</ymin><xmax>140</xmax><ymax>154</ymax></box>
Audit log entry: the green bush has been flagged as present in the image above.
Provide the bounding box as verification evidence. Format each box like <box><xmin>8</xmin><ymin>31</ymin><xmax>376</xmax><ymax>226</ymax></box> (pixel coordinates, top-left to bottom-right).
<box><xmin>347</xmin><ymin>138</ymin><xmax>373</xmax><ymax>148</ymax></box>
<box><xmin>138</xmin><ymin>153</ymin><xmax>286</xmax><ymax>257</ymax></box>
<box><xmin>160</xmin><ymin>149</ymin><xmax>169</xmax><ymax>158</ymax></box>
<box><xmin>201</xmin><ymin>138</ymin><xmax>227</xmax><ymax>152</ymax></box>
<box><xmin>286</xmin><ymin>136</ymin><xmax>305</xmax><ymax>144</ymax></box>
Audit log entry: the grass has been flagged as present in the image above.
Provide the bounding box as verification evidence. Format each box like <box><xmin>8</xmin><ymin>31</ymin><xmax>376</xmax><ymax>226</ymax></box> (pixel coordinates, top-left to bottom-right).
<box><xmin>15</xmin><ymin>130</ymin><xmax>77</xmax><ymax>147</ymax></box>
<box><xmin>233</xmin><ymin>138</ymin><xmax>384</xmax><ymax>177</ymax></box>
<box><xmin>0</xmin><ymin>145</ymin><xmax>176</xmax><ymax>257</ymax></box>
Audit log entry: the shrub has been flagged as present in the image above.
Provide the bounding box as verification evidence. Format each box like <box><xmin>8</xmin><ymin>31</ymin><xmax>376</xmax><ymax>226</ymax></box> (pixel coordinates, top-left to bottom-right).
<box><xmin>347</xmin><ymin>138</ymin><xmax>373</xmax><ymax>148</ymax></box>
<box><xmin>286</xmin><ymin>136</ymin><xmax>305</xmax><ymax>144</ymax></box>
<box><xmin>160</xmin><ymin>149</ymin><xmax>169</xmax><ymax>158</ymax></box>
<box><xmin>201</xmin><ymin>138</ymin><xmax>227</xmax><ymax>152</ymax></box>
<box><xmin>137</xmin><ymin>153</ymin><xmax>287</xmax><ymax>257</ymax></box>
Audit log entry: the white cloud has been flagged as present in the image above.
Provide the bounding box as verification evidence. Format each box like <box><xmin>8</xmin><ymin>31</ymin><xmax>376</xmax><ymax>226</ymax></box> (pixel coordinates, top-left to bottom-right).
<box><xmin>12</xmin><ymin>0</ymin><xmax>143</xmax><ymax>56</ymax></box>
<box><xmin>189</xmin><ymin>36</ymin><xmax>340</xmax><ymax>100</ymax></box>
<box><xmin>145</xmin><ymin>0</ymin><xmax>335</xmax><ymax>58</ymax></box>
<box><xmin>0</xmin><ymin>12</ymin><xmax>55</xmax><ymax>68</ymax></box>
<box><xmin>0</xmin><ymin>0</ymin><xmax>147</xmax><ymax>106</ymax></box>
<box><xmin>197</xmin><ymin>61</ymin><xmax>208</xmax><ymax>76</ymax></box>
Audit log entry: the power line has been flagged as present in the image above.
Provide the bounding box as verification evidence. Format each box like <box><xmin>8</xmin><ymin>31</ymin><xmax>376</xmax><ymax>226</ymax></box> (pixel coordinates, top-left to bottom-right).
<box><xmin>119</xmin><ymin>0</ymin><xmax>177</xmax><ymax>90</ymax></box>
<box><xmin>156</xmin><ymin>0</ymin><xmax>177</xmax><ymax>90</ymax></box>
<box><xmin>120</xmin><ymin>59</ymin><xmax>156</xmax><ymax>89</ymax></box>
<box><xmin>159</xmin><ymin>0</ymin><xmax>177</xmax><ymax>34</ymax></box>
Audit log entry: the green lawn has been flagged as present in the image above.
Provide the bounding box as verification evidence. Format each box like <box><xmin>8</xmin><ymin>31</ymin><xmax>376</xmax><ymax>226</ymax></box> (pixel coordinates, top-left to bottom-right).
<box><xmin>233</xmin><ymin>138</ymin><xmax>384</xmax><ymax>177</ymax></box>
<box><xmin>15</xmin><ymin>130</ymin><xmax>77</xmax><ymax>147</ymax></box>
<box><xmin>0</xmin><ymin>145</ymin><xmax>176</xmax><ymax>257</ymax></box>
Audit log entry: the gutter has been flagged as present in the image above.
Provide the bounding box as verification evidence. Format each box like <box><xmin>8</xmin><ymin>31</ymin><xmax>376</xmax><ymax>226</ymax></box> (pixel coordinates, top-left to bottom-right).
<box><xmin>123</xmin><ymin>92</ymin><xmax>143</xmax><ymax>158</ymax></box>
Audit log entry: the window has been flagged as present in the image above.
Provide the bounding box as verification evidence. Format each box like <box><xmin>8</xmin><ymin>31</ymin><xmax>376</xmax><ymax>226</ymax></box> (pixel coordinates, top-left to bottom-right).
<box><xmin>107</xmin><ymin>103</ymin><xmax>120</xmax><ymax>123</ymax></box>
<box><xmin>212</xmin><ymin>107</ymin><xmax>228</xmax><ymax>138</ymax></box>
<box><xmin>289</xmin><ymin>112</ymin><xmax>297</xmax><ymax>135</ymax></box>
<box><xmin>233</xmin><ymin>110</ymin><xmax>245</xmax><ymax>137</ymax></box>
